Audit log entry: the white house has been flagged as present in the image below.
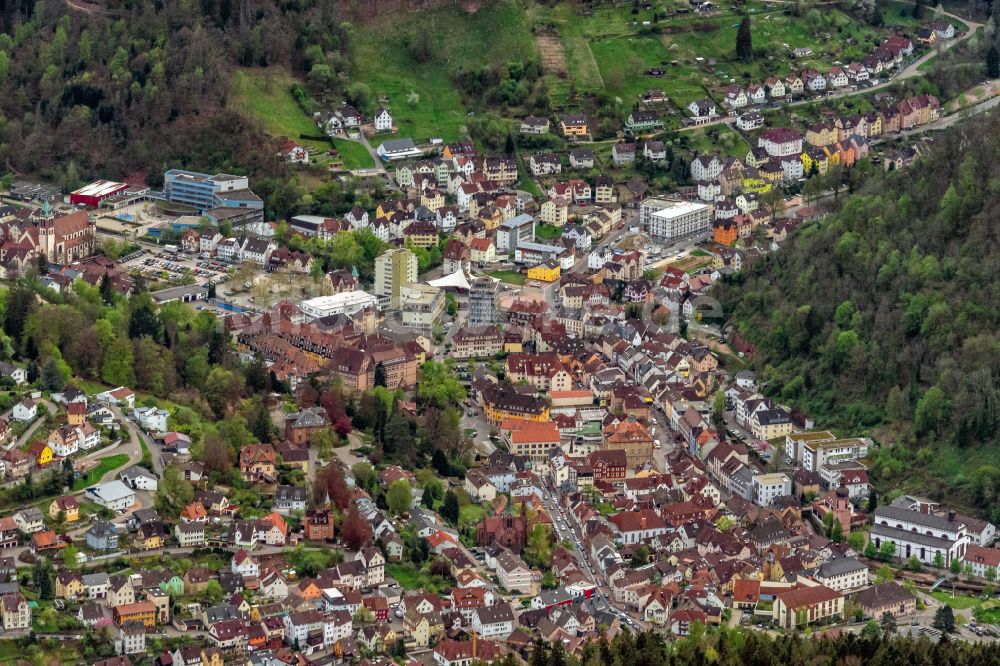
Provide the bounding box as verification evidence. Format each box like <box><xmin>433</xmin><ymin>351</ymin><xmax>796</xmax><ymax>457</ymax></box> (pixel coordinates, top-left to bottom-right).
<box><xmin>736</xmin><ymin>111</ymin><xmax>764</xmax><ymax>131</ymax></box>
<box><xmin>96</xmin><ymin>386</ymin><xmax>135</xmax><ymax>409</ymax></box>
<box><xmin>119</xmin><ymin>465</ymin><xmax>158</xmax><ymax>491</ymax></box>
<box><xmin>758</xmin><ymin>128</ymin><xmax>803</xmax><ymax>158</ymax></box>
<box><xmin>84</xmin><ymin>480</ymin><xmax>136</xmax><ymax>512</ymax></box>
<box><xmin>814</xmin><ymin>557</ymin><xmax>869</xmax><ymax>592</ymax></box>
<box><xmin>231</xmin><ymin>549</ymin><xmax>260</xmax><ymax>578</ymax></box>
<box><xmin>688</xmin><ymin>99</ymin><xmax>716</xmax><ymax>117</ymax></box>
<box><xmin>373</xmin><ymin>107</ymin><xmax>393</xmax><ymax>133</ymax></box>
<box><xmin>690</xmin><ymin>154</ymin><xmax>723</xmax><ymax>182</ymax></box>
<box><xmin>12</xmin><ymin>398</ymin><xmax>37</xmax><ymax>422</ymax></box>
<box><xmin>471</xmin><ymin>603</ymin><xmax>514</xmax><ymax>639</ymax></box>
<box><xmin>0</xmin><ymin>362</ymin><xmax>26</xmax><ymax>385</ymax></box>
<box><xmin>134</xmin><ymin>406</ymin><xmax>169</xmax><ymax>433</ymax></box>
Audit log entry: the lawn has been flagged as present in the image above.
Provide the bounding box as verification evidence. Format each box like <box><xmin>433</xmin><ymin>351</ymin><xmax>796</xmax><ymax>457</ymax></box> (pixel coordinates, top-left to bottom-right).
<box><xmin>974</xmin><ymin>603</ymin><xmax>1000</xmax><ymax>624</ymax></box>
<box><xmin>232</xmin><ymin>68</ymin><xmax>324</xmax><ymax>139</ymax></box>
<box><xmin>930</xmin><ymin>590</ymin><xmax>983</xmax><ymax>610</ymax></box>
<box><xmin>459</xmin><ymin>503</ymin><xmax>486</xmax><ymax>526</ymax></box>
<box><xmin>332</xmin><ymin>138</ymin><xmax>375</xmax><ymax>169</ymax></box>
<box><xmin>683</xmin><ymin>124</ymin><xmax>749</xmax><ymax>158</ymax></box>
<box><xmin>535</xmin><ymin>223</ymin><xmax>563</xmax><ymax>241</ymax></box>
<box><xmin>488</xmin><ymin>270</ymin><xmax>526</xmax><ymax>285</ymax></box>
<box><xmin>349</xmin><ymin>0</ymin><xmax>536</xmax><ymax>141</ymax></box>
<box><xmin>73</xmin><ymin>454</ymin><xmax>130</xmax><ymax>490</ymax></box>
<box><xmin>386</xmin><ymin>562</ymin><xmax>431</xmax><ymax>590</ymax></box>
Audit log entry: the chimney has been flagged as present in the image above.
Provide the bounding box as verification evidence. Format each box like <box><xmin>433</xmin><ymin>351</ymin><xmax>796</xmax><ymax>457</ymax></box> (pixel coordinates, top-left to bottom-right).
<box><xmin>948</xmin><ymin>510</ymin><xmax>956</xmax><ymax>523</ymax></box>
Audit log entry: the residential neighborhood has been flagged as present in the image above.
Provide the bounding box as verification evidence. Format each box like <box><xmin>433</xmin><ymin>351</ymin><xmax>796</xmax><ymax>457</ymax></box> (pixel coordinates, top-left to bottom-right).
<box><xmin>0</xmin><ymin>0</ymin><xmax>995</xmax><ymax>664</ymax></box>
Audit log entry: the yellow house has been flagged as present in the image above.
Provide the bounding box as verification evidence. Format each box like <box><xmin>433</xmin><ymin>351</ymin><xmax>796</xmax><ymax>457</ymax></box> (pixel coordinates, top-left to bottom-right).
<box><xmin>822</xmin><ymin>145</ymin><xmax>841</xmax><ymax>167</ymax></box>
<box><xmin>49</xmin><ymin>496</ymin><xmax>80</xmax><ymax>523</ymax></box>
<box><xmin>403</xmin><ymin>224</ymin><xmax>439</xmax><ymax>249</ymax></box>
<box><xmin>469</xmin><ymin>238</ymin><xmax>496</xmax><ymax>265</ymax></box>
<box><xmin>200</xmin><ymin>649</ymin><xmax>224</xmax><ymax>666</ymax></box>
<box><xmin>56</xmin><ymin>572</ymin><xmax>84</xmax><ymax>599</ymax></box>
<box><xmin>420</xmin><ymin>189</ymin><xmax>445</xmax><ymax>212</ymax></box>
<box><xmin>405</xmin><ymin>610</ymin><xmax>430</xmax><ymax>647</ymax></box>
<box><xmin>478</xmin><ymin>206</ymin><xmax>504</xmax><ymax>232</ymax></box>
<box><xmin>805</xmin><ymin>121</ymin><xmax>839</xmax><ymax>147</ymax></box>
<box><xmin>527</xmin><ymin>260</ymin><xmax>560</xmax><ymax>283</ymax></box>
<box><xmin>540</xmin><ymin>198</ymin><xmax>569</xmax><ymax>227</ymax></box>
<box><xmin>559</xmin><ymin>114</ymin><xmax>589</xmax><ymax>138</ymax></box>
<box><xmin>741</xmin><ymin>176</ymin><xmax>772</xmax><ymax>195</ymax></box>
<box><xmin>801</xmin><ymin>149</ymin><xmax>829</xmax><ymax>176</ymax></box>
<box><xmin>27</xmin><ymin>442</ymin><xmax>52</xmax><ymax>467</ymax></box>
<box><xmin>138</xmin><ymin>529</ymin><xmax>165</xmax><ymax>550</ymax></box>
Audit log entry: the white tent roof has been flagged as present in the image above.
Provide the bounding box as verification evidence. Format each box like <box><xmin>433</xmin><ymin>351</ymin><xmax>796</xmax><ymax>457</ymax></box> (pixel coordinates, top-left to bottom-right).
<box><xmin>428</xmin><ymin>269</ymin><xmax>472</xmax><ymax>290</ymax></box>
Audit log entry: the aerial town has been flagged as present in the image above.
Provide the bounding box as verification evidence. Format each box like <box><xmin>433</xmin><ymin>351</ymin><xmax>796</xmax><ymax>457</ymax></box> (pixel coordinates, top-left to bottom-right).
<box><xmin>0</xmin><ymin>0</ymin><xmax>997</xmax><ymax>665</ymax></box>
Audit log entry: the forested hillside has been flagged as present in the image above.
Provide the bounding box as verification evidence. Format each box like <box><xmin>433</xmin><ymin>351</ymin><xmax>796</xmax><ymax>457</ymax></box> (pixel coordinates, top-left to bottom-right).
<box><xmin>0</xmin><ymin>0</ymin><xmax>351</xmax><ymax>188</ymax></box>
<box><xmin>715</xmin><ymin>111</ymin><xmax>1000</xmax><ymax>515</ymax></box>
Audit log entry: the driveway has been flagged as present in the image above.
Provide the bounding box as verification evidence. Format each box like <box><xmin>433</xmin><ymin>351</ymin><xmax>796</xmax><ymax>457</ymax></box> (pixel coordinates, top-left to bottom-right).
<box><xmin>6</xmin><ymin>398</ymin><xmax>56</xmax><ymax>451</ymax></box>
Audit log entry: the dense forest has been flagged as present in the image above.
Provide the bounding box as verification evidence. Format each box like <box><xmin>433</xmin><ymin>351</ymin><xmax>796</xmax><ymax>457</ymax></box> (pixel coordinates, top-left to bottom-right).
<box><xmin>715</xmin><ymin>111</ymin><xmax>1000</xmax><ymax>516</ymax></box>
<box><xmin>498</xmin><ymin>626</ymin><xmax>1000</xmax><ymax>666</ymax></box>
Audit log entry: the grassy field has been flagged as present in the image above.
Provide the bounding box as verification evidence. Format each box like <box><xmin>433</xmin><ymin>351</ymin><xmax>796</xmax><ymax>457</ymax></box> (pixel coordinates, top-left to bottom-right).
<box><xmin>386</xmin><ymin>562</ymin><xmax>433</xmax><ymax>590</ymax></box>
<box><xmin>683</xmin><ymin>123</ymin><xmax>749</xmax><ymax>158</ymax></box>
<box><xmin>73</xmin><ymin>454</ymin><xmax>130</xmax><ymax>490</ymax></box>
<box><xmin>349</xmin><ymin>0</ymin><xmax>536</xmax><ymax>141</ymax></box>
<box><xmin>332</xmin><ymin>138</ymin><xmax>375</xmax><ymax>169</ymax></box>
<box><xmin>930</xmin><ymin>589</ymin><xmax>983</xmax><ymax>610</ymax></box>
<box><xmin>459</xmin><ymin>503</ymin><xmax>486</xmax><ymax>526</ymax></box>
<box><xmin>489</xmin><ymin>270</ymin><xmax>526</xmax><ymax>285</ymax></box>
<box><xmin>544</xmin><ymin>0</ymin><xmax>936</xmax><ymax>111</ymax></box>
<box><xmin>232</xmin><ymin>68</ymin><xmax>322</xmax><ymax>138</ymax></box>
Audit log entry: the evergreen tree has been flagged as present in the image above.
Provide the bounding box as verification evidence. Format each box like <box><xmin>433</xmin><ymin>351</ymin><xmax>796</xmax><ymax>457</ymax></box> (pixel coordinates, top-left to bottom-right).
<box><xmin>987</xmin><ymin>45</ymin><xmax>1000</xmax><ymax>79</ymax></box>
<box><xmin>36</xmin><ymin>252</ymin><xmax>48</xmax><ymax>275</ymax></box>
<box><xmin>736</xmin><ymin>16</ymin><xmax>753</xmax><ymax>61</ymax></box>
<box><xmin>245</xmin><ymin>355</ymin><xmax>269</xmax><ymax>394</ymax></box>
<box><xmin>374</xmin><ymin>361</ymin><xmax>387</xmax><ymax>388</ymax></box>
<box><xmin>441</xmin><ymin>489</ymin><xmax>460</xmax><ymax>523</ymax></box>
<box><xmin>248</xmin><ymin>400</ymin><xmax>273</xmax><ymax>443</ymax></box>
<box><xmin>99</xmin><ymin>273</ymin><xmax>115</xmax><ymax>304</ymax></box>
<box><xmin>913</xmin><ymin>0</ymin><xmax>925</xmax><ymax>19</ymax></box>
<box><xmin>3</xmin><ymin>284</ymin><xmax>37</xmax><ymax>346</ymax></box>
<box><xmin>40</xmin><ymin>358</ymin><xmax>64</xmax><ymax>391</ymax></box>
<box><xmin>933</xmin><ymin>604</ymin><xmax>956</xmax><ymax>633</ymax></box>
<box><xmin>33</xmin><ymin>560</ymin><xmax>54</xmax><ymax>600</ymax></box>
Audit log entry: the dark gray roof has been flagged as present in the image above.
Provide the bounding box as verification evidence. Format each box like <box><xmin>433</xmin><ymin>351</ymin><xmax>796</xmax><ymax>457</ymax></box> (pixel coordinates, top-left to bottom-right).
<box><xmin>870</xmin><ymin>523</ymin><xmax>957</xmax><ymax>548</ymax></box>
<box><xmin>817</xmin><ymin>557</ymin><xmax>867</xmax><ymax>578</ymax></box>
<box><xmin>874</xmin><ymin>505</ymin><xmax>959</xmax><ymax>532</ymax></box>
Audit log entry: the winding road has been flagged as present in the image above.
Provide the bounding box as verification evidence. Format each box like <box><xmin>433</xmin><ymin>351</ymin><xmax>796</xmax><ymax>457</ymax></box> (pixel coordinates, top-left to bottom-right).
<box><xmin>681</xmin><ymin>7</ymin><xmax>987</xmax><ymax>132</ymax></box>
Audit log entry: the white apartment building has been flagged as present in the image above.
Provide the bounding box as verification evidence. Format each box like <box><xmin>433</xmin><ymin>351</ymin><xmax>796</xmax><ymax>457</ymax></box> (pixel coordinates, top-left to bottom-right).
<box><xmin>646</xmin><ymin>200</ymin><xmax>712</xmax><ymax>243</ymax></box>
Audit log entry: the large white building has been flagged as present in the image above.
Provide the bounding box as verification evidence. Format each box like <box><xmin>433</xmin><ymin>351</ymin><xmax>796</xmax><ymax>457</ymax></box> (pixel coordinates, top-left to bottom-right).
<box><xmin>814</xmin><ymin>557</ymin><xmax>869</xmax><ymax>592</ymax></box>
<box><xmin>646</xmin><ymin>200</ymin><xmax>712</xmax><ymax>243</ymax></box>
<box><xmin>870</xmin><ymin>506</ymin><xmax>969</xmax><ymax>566</ymax></box>
<box><xmin>84</xmin><ymin>481</ymin><xmax>136</xmax><ymax>513</ymax></box>
<box><xmin>299</xmin><ymin>292</ymin><xmax>379</xmax><ymax>320</ymax></box>
<box><xmin>798</xmin><ymin>436</ymin><xmax>871</xmax><ymax>472</ymax></box>
<box><xmin>752</xmin><ymin>472</ymin><xmax>792</xmax><ymax>507</ymax></box>
<box><xmin>399</xmin><ymin>283</ymin><xmax>445</xmax><ymax>331</ymax></box>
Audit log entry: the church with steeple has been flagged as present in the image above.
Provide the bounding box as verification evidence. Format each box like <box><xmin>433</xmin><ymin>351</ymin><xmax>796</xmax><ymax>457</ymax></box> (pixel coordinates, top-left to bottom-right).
<box><xmin>0</xmin><ymin>201</ymin><xmax>97</xmax><ymax>272</ymax></box>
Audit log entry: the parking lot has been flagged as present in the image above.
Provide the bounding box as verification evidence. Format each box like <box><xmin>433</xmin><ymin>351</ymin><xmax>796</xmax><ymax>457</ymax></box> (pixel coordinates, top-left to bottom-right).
<box><xmin>120</xmin><ymin>250</ymin><xmax>233</xmax><ymax>286</ymax></box>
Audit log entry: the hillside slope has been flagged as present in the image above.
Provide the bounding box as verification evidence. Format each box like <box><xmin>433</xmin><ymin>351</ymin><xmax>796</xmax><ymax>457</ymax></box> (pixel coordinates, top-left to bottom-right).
<box><xmin>715</xmin><ymin>111</ymin><xmax>1000</xmax><ymax>514</ymax></box>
